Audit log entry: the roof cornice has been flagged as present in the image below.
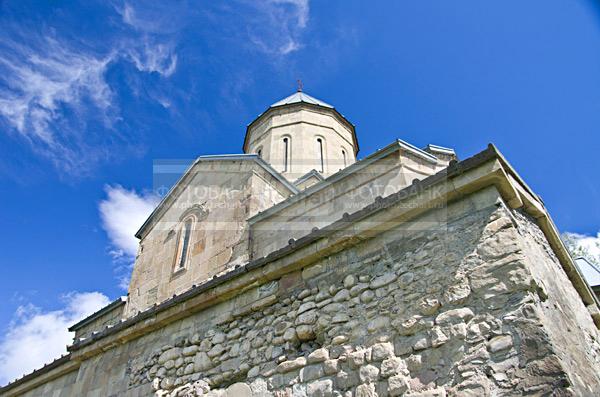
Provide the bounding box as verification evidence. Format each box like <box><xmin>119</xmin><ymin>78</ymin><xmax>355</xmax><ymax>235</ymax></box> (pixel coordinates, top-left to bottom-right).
<box><xmin>68</xmin><ymin>297</ymin><xmax>126</xmax><ymax>332</ymax></box>
<box><xmin>293</xmin><ymin>169</ymin><xmax>324</xmax><ymax>186</ymax></box>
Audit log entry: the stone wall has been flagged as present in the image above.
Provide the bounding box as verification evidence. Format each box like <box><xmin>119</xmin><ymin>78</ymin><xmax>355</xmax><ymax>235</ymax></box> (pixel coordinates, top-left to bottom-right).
<box><xmin>15</xmin><ymin>370</ymin><xmax>78</xmax><ymax>397</ymax></box>
<box><xmin>512</xmin><ymin>211</ymin><xmax>600</xmax><ymax>393</ymax></box>
<box><xmin>15</xmin><ymin>187</ymin><xmax>600</xmax><ymax>396</ymax></box>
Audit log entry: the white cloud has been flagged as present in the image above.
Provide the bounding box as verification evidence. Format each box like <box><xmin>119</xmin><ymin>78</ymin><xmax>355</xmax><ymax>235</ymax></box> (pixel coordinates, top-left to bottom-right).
<box><xmin>0</xmin><ymin>37</ymin><xmax>117</xmax><ymax>174</ymax></box>
<box><xmin>116</xmin><ymin>3</ymin><xmax>179</xmax><ymax>77</ymax></box>
<box><xmin>117</xmin><ymin>1</ymin><xmax>188</xmax><ymax>35</ymax></box>
<box><xmin>99</xmin><ymin>185</ymin><xmax>159</xmax><ymax>288</ymax></box>
<box><xmin>0</xmin><ymin>0</ymin><xmax>314</xmax><ymax>175</ymax></box>
<box><xmin>245</xmin><ymin>0</ymin><xmax>310</xmax><ymax>56</ymax></box>
<box><xmin>125</xmin><ymin>41</ymin><xmax>178</xmax><ymax>77</ymax></box>
<box><xmin>0</xmin><ymin>21</ymin><xmax>178</xmax><ymax>175</ymax></box>
<box><xmin>0</xmin><ymin>292</ymin><xmax>111</xmax><ymax>385</ymax></box>
<box><xmin>563</xmin><ymin>231</ymin><xmax>600</xmax><ymax>263</ymax></box>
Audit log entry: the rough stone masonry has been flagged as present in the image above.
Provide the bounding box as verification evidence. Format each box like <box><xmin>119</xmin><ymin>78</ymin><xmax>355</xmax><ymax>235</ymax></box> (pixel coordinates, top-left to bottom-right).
<box><xmin>2</xmin><ymin>92</ymin><xmax>600</xmax><ymax>396</ymax></box>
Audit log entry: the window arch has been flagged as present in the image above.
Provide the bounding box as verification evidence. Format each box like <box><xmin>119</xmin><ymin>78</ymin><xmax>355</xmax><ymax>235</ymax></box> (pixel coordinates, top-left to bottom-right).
<box><xmin>282</xmin><ymin>136</ymin><xmax>291</xmax><ymax>172</ymax></box>
<box><xmin>174</xmin><ymin>215</ymin><xmax>195</xmax><ymax>271</ymax></box>
<box><xmin>316</xmin><ymin>137</ymin><xmax>325</xmax><ymax>173</ymax></box>
<box><xmin>342</xmin><ymin>149</ymin><xmax>347</xmax><ymax>168</ymax></box>
<box><xmin>256</xmin><ymin>146</ymin><xmax>263</xmax><ymax>158</ymax></box>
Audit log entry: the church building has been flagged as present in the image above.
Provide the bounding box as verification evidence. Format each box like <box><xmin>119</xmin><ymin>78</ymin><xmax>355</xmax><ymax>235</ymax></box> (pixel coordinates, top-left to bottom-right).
<box><xmin>2</xmin><ymin>91</ymin><xmax>600</xmax><ymax>396</ymax></box>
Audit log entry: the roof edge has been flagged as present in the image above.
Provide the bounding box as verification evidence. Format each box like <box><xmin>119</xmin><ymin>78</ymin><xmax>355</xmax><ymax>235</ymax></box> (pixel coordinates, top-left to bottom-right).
<box><xmin>68</xmin><ymin>297</ymin><xmax>126</xmax><ymax>332</ymax></box>
<box><xmin>293</xmin><ymin>169</ymin><xmax>324</xmax><ymax>186</ymax></box>
<box><xmin>425</xmin><ymin>144</ymin><xmax>456</xmax><ymax>155</ymax></box>
<box><xmin>0</xmin><ymin>354</ymin><xmax>74</xmax><ymax>393</ymax></box>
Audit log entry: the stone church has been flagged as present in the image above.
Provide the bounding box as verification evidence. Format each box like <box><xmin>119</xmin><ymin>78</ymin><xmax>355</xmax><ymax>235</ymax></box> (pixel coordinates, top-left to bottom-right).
<box><xmin>3</xmin><ymin>91</ymin><xmax>600</xmax><ymax>396</ymax></box>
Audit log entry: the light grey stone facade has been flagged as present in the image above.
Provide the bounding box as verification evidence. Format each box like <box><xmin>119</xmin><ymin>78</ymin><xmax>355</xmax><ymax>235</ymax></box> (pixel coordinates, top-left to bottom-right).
<box><xmin>3</xmin><ymin>92</ymin><xmax>599</xmax><ymax>396</ymax></box>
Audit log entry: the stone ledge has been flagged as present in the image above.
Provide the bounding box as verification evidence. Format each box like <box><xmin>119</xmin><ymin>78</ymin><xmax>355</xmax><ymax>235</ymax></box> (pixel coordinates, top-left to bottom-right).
<box><xmin>0</xmin><ymin>354</ymin><xmax>78</xmax><ymax>395</ymax></box>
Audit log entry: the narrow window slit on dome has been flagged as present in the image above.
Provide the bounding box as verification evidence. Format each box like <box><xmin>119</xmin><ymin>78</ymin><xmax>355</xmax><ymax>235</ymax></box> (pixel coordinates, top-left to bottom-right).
<box><xmin>317</xmin><ymin>138</ymin><xmax>324</xmax><ymax>173</ymax></box>
<box><xmin>283</xmin><ymin>137</ymin><xmax>289</xmax><ymax>172</ymax></box>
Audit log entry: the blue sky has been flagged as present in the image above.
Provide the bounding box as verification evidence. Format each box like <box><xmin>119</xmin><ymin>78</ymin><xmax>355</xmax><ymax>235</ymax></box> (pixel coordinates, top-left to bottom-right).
<box><xmin>1</xmin><ymin>0</ymin><xmax>600</xmax><ymax>384</ymax></box>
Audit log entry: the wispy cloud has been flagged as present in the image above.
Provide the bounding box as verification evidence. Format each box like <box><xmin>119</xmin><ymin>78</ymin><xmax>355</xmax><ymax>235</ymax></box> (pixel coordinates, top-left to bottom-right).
<box><xmin>0</xmin><ymin>1</ymin><xmax>312</xmax><ymax>176</ymax></box>
<box><xmin>117</xmin><ymin>2</ymin><xmax>179</xmax><ymax>77</ymax></box>
<box><xmin>246</xmin><ymin>0</ymin><xmax>310</xmax><ymax>55</ymax></box>
<box><xmin>99</xmin><ymin>185</ymin><xmax>159</xmax><ymax>288</ymax></box>
<box><xmin>125</xmin><ymin>42</ymin><xmax>178</xmax><ymax>77</ymax></box>
<box><xmin>0</xmin><ymin>19</ymin><xmax>178</xmax><ymax>175</ymax></box>
<box><xmin>0</xmin><ymin>36</ymin><xmax>118</xmax><ymax>175</ymax></box>
<box><xmin>0</xmin><ymin>292</ymin><xmax>110</xmax><ymax>385</ymax></box>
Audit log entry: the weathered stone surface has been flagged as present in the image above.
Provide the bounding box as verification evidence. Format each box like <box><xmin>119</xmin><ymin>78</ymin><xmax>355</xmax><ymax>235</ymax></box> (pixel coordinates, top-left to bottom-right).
<box><xmin>430</xmin><ymin>327</ymin><xmax>449</xmax><ymax>347</ymax></box>
<box><xmin>277</xmin><ymin>357</ymin><xmax>307</xmax><ymax>373</ymax></box>
<box><xmin>296</xmin><ymin>325</ymin><xmax>315</xmax><ymax>341</ymax></box>
<box><xmin>487</xmin><ymin>335</ymin><xmax>513</xmax><ymax>353</ymax></box>
<box><xmin>418</xmin><ymin>298</ymin><xmax>441</xmax><ymax>316</ymax></box>
<box><xmin>343</xmin><ymin>275</ymin><xmax>356</xmax><ymax>289</ymax></box>
<box><xmin>182</xmin><ymin>345</ymin><xmax>198</xmax><ymax>357</ymax></box>
<box><xmin>298</xmin><ymin>301</ymin><xmax>317</xmax><ymax>315</ymax></box>
<box><xmin>359</xmin><ymin>364</ymin><xmax>380</xmax><ymax>383</ymax></box>
<box><xmin>333</xmin><ymin>289</ymin><xmax>350</xmax><ymax>302</ymax></box>
<box><xmin>323</xmin><ymin>359</ymin><xmax>339</xmax><ymax>375</ymax></box>
<box><xmin>308</xmin><ymin>348</ymin><xmax>329</xmax><ymax>363</ymax></box>
<box><xmin>371</xmin><ymin>342</ymin><xmax>395</xmax><ymax>361</ymax></box>
<box><xmin>380</xmin><ymin>357</ymin><xmax>407</xmax><ymax>378</ymax></box>
<box><xmin>193</xmin><ymin>352</ymin><xmax>213</xmax><ymax>372</ymax></box>
<box><xmin>388</xmin><ymin>374</ymin><xmax>410</xmax><ymax>396</ymax></box>
<box><xmin>158</xmin><ymin>348</ymin><xmax>182</xmax><ymax>365</ymax></box>
<box><xmin>435</xmin><ymin>308</ymin><xmax>474</xmax><ymax>325</ymax></box>
<box><xmin>296</xmin><ymin>310</ymin><xmax>318</xmax><ymax>325</ymax></box>
<box><xmin>332</xmin><ymin>335</ymin><xmax>348</xmax><ymax>345</ymax></box>
<box><xmin>370</xmin><ymin>273</ymin><xmax>397</xmax><ymax>289</ymax></box>
<box><xmin>360</xmin><ymin>290</ymin><xmax>375</xmax><ymax>303</ymax></box>
<box><xmin>301</xmin><ymin>364</ymin><xmax>324</xmax><ymax>382</ymax></box>
<box><xmin>306</xmin><ymin>379</ymin><xmax>333</xmax><ymax>397</ymax></box>
<box><xmin>207</xmin><ymin>344</ymin><xmax>225</xmax><ymax>358</ymax></box>
<box><xmin>355</xmin><ymin>383</ymin><xmax>377</xmax><ymax>397</ymax></box>
<box><xmin>225</xmin><ymin>382</ymin><xmax>252</xmax><ymax>397</ymax></box>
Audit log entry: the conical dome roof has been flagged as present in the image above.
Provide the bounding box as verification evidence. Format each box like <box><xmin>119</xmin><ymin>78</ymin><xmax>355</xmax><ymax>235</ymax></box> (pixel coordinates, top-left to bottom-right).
<box><xmin>270</xmin><ymin>91</ymin><xmax>333</xmax><ymax>108</ymax></box>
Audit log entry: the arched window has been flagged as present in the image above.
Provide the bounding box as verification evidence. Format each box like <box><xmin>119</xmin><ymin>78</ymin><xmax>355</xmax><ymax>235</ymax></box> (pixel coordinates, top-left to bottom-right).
<box><xmin>257</xmin><ymin>147</ymin><xmax>262</xmax><ymax>158</ymax></box>
<box><xmin>342</xmin><ymin>149</ymin><xmax>347</xmax><ymax>168</ymax></box>
<box><xmin>283</xmin><ymin>137</ymin><xmax>290</xmax><ymax>172</ymax></box>
<box><xmin>317</xmin><ymin>138</ymin><xmax>324</xmax><ymax>173</ymax></box>
<box><xmin>174</xmin><ymin>216</ymin><xmax>195</xmax><ymax>271</ymax></box>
